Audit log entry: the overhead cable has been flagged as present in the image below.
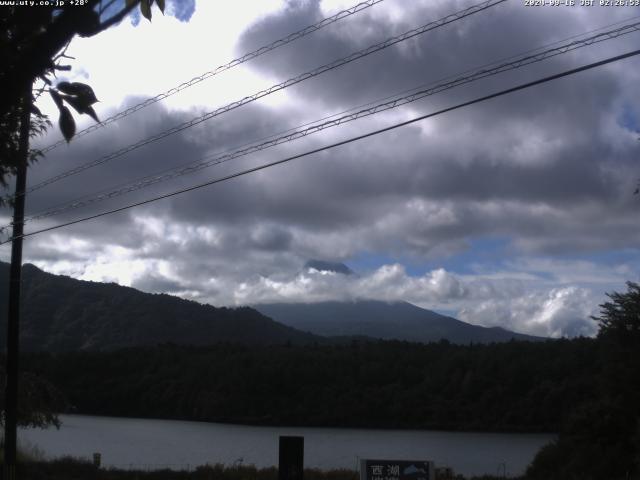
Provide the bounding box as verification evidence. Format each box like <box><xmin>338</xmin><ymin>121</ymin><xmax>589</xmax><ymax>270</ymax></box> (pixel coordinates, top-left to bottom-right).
<box><xmin>19</xmin><ymin>19</ymin><xmax>640</xmax><ymax>224</ymax></box>
<box><xmin>18</xmin><ymin>0</ymin><xmax>507</xmax><ymax>199</ymax></box>
<box><xmin>3</xmin><ymin>48</ymin><xmax>638</xmax><ymax>244</ymax></box>
<box><xmin>38</xmin><ymin>0</ymin><xmax>387</xmax><ymax>154</ymax></box>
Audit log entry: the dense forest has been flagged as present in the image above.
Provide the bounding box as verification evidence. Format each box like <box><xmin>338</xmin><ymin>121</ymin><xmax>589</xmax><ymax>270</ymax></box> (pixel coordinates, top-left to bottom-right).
<box><xmin>21</xmin><ymin>339</ymin><xmax>596</xmax><ymax>432</ymax></box>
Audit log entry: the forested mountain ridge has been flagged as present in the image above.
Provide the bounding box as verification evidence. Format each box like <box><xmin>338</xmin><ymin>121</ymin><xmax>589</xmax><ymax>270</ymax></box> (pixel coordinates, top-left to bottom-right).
<box><xmin>255</xmin><ymin>300</ymin><xmax>544</xmax><ymax>344</ymax></box>
<box><xmin>0</xmin><ymin>262</ymin><xmax>320</xmax><ymax>350</ymax></box>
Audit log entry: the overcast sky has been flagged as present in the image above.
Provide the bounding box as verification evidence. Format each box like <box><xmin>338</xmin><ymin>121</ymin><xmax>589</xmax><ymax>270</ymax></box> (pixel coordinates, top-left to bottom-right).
<box><xmin>2</xmin><ymin>0</ymin><xmax>639</xmax><ymax>338</ymax></box>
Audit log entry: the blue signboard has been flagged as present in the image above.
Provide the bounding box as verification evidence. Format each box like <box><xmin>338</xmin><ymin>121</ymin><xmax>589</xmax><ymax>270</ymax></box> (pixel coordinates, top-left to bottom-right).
<box><xmin>360</xmin><ymin>459</ymin><xmax>434</xmax><ymax>480</ymax></box>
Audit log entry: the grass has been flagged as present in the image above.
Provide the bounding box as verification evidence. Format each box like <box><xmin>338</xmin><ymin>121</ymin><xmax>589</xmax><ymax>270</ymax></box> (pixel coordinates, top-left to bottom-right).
<box><xmin>0</xmin><ymin>438</ymin><xmax>45</xmax><ymax>464</ymax></box>
<box><xmin>11</xmin><ymin>457</ymin><xmax>519</xmax><ymax>480</ymax></box>
<box><xmin>15</xmin><ymin>459</ymin><xmax>361</xmax><ymax>480</ymax></box>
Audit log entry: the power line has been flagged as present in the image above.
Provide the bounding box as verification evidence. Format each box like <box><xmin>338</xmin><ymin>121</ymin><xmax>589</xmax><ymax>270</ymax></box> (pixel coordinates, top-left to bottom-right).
<box><xmin>18</xmin><ymin>19</ymin><xmax>640</xmax><ymax>225</ymax></box>
<box><xmin>38</xmin><ymin>0</ymin><xmax>386</xmax><ymax>154</ymax></box>
<box><xmin>16</xmin><ymin>0</ymin><xmax>506</xmax><ymax>200</ymax></box>
<box><xmin>4</xmin><ymin>13</ymin><xmax>638</xmax><ymax>233</ymax></box>
<box><xmin>4</xmin><ymin>48</ymin><xmax>638</xmax><ymax>245</ymax></box>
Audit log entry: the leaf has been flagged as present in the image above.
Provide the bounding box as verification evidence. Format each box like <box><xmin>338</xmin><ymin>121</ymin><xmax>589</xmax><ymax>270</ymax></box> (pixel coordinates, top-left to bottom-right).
<box><xmin>156</xmin><ymin>0</ymin><xmax>165</xmax><ymax>13</ymax></box>
<box><xmin>55</xmin><ymin>81</ymin><xmax>73</xmax><ymax>93</ymax></box>
<box><xmin>50</xmin><ymin>90</ymin><xmax>64</xmax><ymax>110</ymax></box>
<box><xmin>75</xmin><ymin>8</ymin><xmax>100</xmax><ymax>37</ymax></box>
<box><xmin>57</xmin><ymin>82</ymin><xmax>98</xmax><ymax>104</ymax></box>
<box><xmin>59</xmin><ymin>106</ymin><xmax>76</xmax><ymax>143</ymax></box>
<box><xmin>140</xmin><ymin>0</ymin><xmax>152</xmax><ymax>21</ymax></box>
<box><xmin>126</xmin><ymin>0</ymin><xmax>138</xmax><ymax>7</ymax></box>
<box><xmin>85</xmin><ymin>105</ymin><xmax>100</xmax><ymax>123</ymax></box>
<box><xmin>62</xmin><ymin>95</ymin><xmax>100</xmax><ymax>123</ymax></box>
<box><xmin>62</xmin><ymin>95</ymin><xmax>88</xmax><ymax>115</ymax></box>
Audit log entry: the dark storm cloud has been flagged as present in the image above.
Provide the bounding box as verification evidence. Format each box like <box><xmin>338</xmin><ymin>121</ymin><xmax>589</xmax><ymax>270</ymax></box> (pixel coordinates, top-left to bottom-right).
<box><xmin>237</xmin><ymin>1</ymin><xmax>632</xmax><ymax>112</ymax></box>
<box><xmin>21</xmin><ymin>96</ymin><xmax>299</xmax><ymax>227</ymax></box>
<box><xmin>25</xmin><ymin>0</ymin><xmax>637</xmax><ymax>238</ymax></box>
<box><xmin>25</xmin><ymin>102</ymin><xmax>200</xmax><ymax>212</ymax></box>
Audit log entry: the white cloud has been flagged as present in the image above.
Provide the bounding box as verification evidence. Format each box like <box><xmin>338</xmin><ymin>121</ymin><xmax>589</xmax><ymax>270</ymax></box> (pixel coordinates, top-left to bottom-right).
<box><xmin>33</xmin><ymin>0</ymin><xmax>288</xmax><ymax>128</ymax></box>
<box><xmin>20</xmin><ymin>221</ymin><xmax>628</xmax><ymax>337</ymax></box>
<box><xmin>458</xmin><ymin>286</ymin><xmax>599</xmax><ymax>338</ymax></box>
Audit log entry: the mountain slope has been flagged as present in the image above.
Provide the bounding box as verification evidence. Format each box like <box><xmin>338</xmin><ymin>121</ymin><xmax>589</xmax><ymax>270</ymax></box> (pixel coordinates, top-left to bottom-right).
<box><xmin>255</xmin><ymin>300</ymin><xmax>545</xmax><ymax>344</ymax></box>
<box><xmin>0</xmin><ymin>262</ymin><xmax>319</xmax><ymax>351</ymax></box>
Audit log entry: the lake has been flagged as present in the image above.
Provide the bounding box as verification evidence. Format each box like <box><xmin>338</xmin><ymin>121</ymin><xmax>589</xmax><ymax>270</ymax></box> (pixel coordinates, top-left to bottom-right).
<box><xmin>19</xmin><ymin>414</ymin><xmax>554</xmax><ymax>478</ymax></box>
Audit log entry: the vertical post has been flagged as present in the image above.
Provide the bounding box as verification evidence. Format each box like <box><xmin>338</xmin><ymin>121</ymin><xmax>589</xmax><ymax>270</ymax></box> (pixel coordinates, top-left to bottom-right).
<box><xmin>3</xmin><ymin>84</ymin><xmax>31</xmax><ymax>479</ymax></box>
<box><xmin>278</xmin><ymin>436</ymin><xmax>304</xmax><ymax>480</ymax></box>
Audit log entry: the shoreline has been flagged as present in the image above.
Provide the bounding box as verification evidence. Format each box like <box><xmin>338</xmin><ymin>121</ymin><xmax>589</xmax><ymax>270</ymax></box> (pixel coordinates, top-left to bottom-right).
<box><xmin>55</xmin><ymin>412</ymin><xmax>558</xmax><ymax>436</ymax></box>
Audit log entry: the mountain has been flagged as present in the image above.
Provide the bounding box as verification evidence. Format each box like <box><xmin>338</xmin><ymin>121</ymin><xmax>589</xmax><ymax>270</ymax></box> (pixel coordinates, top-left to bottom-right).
<box><xmin>255</xmin><ymin>300</ymin><xmax>545</xmax><ymax>344</ymax></box>
<box><xmin>0</xmin><ymin>262</ymin><xmax>543</xmax><ymax>351</ymax></box>
<box><xmin>303</xmin><ymin>259</ymin><xmax>354</xmax><ymax>275</ymax></box>
<box><xmin>0</xmin><ymin>262</ymin><xmax>319</xmax><ymax>351</ymax></box>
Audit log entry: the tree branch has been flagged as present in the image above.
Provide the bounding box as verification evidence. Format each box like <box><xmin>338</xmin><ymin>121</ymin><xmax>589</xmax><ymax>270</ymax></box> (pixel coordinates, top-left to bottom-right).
<box><xmin>1</xmin><ymin>2</ymin><xmax>139</xmax><ymax>115</ymax></box>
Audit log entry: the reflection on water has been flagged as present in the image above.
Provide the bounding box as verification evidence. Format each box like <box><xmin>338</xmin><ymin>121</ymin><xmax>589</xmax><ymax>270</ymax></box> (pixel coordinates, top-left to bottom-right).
<box><xmin>19</xmin><ymin>414</ymin><xmax>554</xmax><ymax>478</ymax></box>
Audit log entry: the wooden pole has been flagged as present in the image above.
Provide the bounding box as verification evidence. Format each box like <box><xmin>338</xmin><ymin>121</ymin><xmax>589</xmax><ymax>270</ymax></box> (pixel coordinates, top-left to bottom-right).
<box><xmin>3</xmin><ymin>83</ymin><xmax>32</xmax><ymax>480</ymax></box>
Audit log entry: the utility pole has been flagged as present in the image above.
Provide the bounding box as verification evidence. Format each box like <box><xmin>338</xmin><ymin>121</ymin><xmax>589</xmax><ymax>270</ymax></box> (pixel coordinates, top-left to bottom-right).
<box><xmin>3</xmin><ymin>83</ymin><xmax>32</xmax><ymax>480</ymax></box>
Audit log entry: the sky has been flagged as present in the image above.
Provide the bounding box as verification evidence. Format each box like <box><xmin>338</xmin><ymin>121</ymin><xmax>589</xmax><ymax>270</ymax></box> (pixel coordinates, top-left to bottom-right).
<box><xmin>1</xmin><ymin>0</ymin><xmax>640</xmax><ymax>338</ymax></box>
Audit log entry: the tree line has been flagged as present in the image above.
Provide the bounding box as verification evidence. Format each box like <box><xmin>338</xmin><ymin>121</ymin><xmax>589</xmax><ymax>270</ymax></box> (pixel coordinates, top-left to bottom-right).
<box><xmin>19</xmin><ymin>338</ymin><xmax>597</xmax><ymax>433</ymax></box>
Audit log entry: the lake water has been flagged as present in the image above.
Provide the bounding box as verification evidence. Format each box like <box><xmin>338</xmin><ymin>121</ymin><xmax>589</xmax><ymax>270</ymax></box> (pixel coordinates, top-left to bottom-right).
<box><xmin>19</xmin><ymin>414</ymin><xmax>554</xmax><ymax>478</ymax></box>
